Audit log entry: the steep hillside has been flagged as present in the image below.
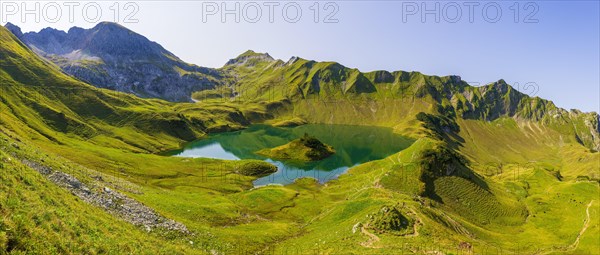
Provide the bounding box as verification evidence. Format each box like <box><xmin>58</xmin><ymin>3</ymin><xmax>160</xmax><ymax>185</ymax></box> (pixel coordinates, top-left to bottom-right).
<box><xmin>0</xmin><ymin>24</ymin><xmax>285</xmax><ymax>254</ymax></box>
<box><xmin>0</xmin><ymin>25</ymin><xmax>208</xmax><ymax>253</ymax></box>
<box><xmin>5</xmin><ymin>22</ymin><xmax>222</xmax><ymax>102</ymax></box>
<box><xmin>0</xmin><ymin>25</ymin><xmax>274</xmax><ymax>153</ymax></box>
<box><xmin>0</xmin><ymin>129</ymin><xmax>202</xmax><ymax>254</ymax></box>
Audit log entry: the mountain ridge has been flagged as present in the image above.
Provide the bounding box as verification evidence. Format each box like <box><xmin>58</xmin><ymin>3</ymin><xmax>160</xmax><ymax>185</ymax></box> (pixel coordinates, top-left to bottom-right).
<box><xmin>5</xmin><ymin>22</ymin><xmax>599</xmax><ymax>151</ymax></box>
<box><xmin>218</xmin><ymin>50</ymin><xmax>599</xmax><ymax>150</ymax></box>
<box><xmin>5</xmin><ymin>22</ymin><xmax>223</xmax><ymax>102</ymax></box>
<box><xmin>7</xmin><ymin>22</ymin><xmax>597</xmax><ymax>119</ymax></box>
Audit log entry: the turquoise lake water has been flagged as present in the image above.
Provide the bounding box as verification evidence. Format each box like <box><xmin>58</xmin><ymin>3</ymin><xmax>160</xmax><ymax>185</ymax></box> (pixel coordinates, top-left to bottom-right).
<box><xmin>168</xmin><ymin>124</ymin><xmax>413</xmax><ymax>186</ymax></box>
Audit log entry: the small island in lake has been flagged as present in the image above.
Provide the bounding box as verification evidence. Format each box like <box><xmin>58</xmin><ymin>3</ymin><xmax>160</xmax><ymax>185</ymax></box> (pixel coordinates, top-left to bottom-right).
<box><xmin>236</xmin><ymin>160</ymin><xmax>278</xmax><ymax>177</ymax></box>
<box><xmin>257</xmin><ymin>133</ymin><xmax>335</xmax><ymax>161</ymax></box>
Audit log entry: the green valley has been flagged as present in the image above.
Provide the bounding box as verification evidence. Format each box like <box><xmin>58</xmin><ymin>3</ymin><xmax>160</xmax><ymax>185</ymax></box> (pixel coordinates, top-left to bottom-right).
<box><xmin>0</xmin><ymin>22</ymin><xmax>598</xmax><ymax>255</ymax></box>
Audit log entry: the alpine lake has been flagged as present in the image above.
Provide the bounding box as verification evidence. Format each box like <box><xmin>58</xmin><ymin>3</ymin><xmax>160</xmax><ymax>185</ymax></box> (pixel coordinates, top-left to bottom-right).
<box><xmin>167</xmin><ymin>124</ymin><xmax>414</xmax><ymax>186</ymax></box>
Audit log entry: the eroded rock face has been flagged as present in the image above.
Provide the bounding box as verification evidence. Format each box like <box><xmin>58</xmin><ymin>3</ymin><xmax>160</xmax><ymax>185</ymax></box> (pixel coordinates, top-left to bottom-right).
<box><xmin>6</xmin><ymin>22</ymin><xmax>222</xmax><ymax>102</ymax></box>
<box><xmin>21</xmin><ymin>159</ymin><xmax>189</xmax><ymax>233</ymax></box>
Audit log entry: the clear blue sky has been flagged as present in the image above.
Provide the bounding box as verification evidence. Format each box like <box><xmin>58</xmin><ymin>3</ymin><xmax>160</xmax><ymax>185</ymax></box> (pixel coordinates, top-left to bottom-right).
<box><xmin>3</xmin><ymin>1</ymin><xmax>599</xmax><ymax>112</ymax></box>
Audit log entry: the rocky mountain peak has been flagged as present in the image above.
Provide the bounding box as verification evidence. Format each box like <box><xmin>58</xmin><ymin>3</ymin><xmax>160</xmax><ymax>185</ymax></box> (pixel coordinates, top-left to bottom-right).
<box><xmin>492</xmin><ymin>79</ymin><xmax>509</xmax><ymax>88</ymax></box>
<box><xmin>240</xmin><ymin>50</ymin><xmax>273</xmax><ymax>58</ymax></box>
<box><xmin>286</xmin><ymin>56</ymin><xmax>301</xmax><ymax>65</ymax></box>
<box><xmin>6</xmin><ymin>22</ymin><xmax>222</xmax><ymax>102</ymax></box>
<box><xmin>4</xmin><ymin>22</ymin><xmax>22</xmax><ymax>38</ymax></box>
<box><xmin>478</xmin><ymin>79</ymin><xmax>512</xmax><ymax>96</ymax></box>
<box><xmin>225</xmin><ymin>50</ymin><xmax>275</xmax><ymax>66</ymax></box>
<box><xmin>94</xmin><ymin>21</ymin><xmax>126</xmax><ymax>29</ymax></box>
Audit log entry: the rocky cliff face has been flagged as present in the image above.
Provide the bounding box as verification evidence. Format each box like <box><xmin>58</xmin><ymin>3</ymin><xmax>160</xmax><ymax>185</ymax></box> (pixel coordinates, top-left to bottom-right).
<box><xmin>6</xmin><ymin>22</ymin><xmax>222</xmax><ymax>102</ymax></box>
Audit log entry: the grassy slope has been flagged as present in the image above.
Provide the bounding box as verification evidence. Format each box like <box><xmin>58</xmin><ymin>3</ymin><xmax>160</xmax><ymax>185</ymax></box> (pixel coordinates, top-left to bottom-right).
<box><xmin>211</xmin><ymin>52</ymin><xmax>600</xmax><ymax>254</ymax></box>
<box><xmin>0</xmin><ymin>130</ymin><xmax>201</xmax><ymax>254</ymax></box>
<box><xmin>0</xmin><ymin>26</ymin><xmax>287</xmax><ymax>253</ymax></box>
<box><xmin>0</xmin><ymin>25</ymin><xmax>213</xmax><ymax>254</ymax></box>
<box><xmin>218</xmin><ymin>52</ymin><xmax>599</xmax><ymax>150</ymax></box>
<box><xmin>271</xmin><ymin>137</ymin><xmax>599</xmax><ymax>254</ymax></box>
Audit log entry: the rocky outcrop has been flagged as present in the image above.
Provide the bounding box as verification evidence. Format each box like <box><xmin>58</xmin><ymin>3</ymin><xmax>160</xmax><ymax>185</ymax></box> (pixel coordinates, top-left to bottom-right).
<box><xmin>20</xmin><ymin>159</ymin><xmax>189</xmax><ymax>233</ymax></box>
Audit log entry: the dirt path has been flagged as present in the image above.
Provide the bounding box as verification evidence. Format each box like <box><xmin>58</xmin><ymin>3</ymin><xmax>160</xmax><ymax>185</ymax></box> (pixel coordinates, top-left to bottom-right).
<box><xmin>360</xmin><ymin>225</ymin><xmax>381</xmax><ymax>248</ymax></box>
<box><xmin>537</xmin><ymin>199</ymin><xmax>596</xmax><ymax>255</ymax></box>
<box><xmin>403</xmin><ymin>208</ymin><xmax>422</xmax><ymax>238</ymax></box>
<box><xmin>568</xmin><ymin>200</ymin><xmax>595</xmax><ymax>251</ymax></box>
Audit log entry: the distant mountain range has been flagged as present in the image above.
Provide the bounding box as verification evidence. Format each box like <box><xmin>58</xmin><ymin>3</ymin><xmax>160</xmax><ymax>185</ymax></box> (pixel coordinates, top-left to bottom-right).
<box><xmin>5</xmin><ymin>22</ymin><xmax>223</xmax><ymax>102</ymax></box>
<box><xmin>4</xmin><ymin>22</ymin><xmax>599</xmax><ymax>151</ymax></box>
